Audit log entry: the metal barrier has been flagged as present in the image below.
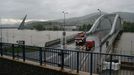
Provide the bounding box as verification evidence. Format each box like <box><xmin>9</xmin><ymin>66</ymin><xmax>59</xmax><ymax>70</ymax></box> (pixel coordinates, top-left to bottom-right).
<box><xmin>0</xmin><ymin>42</ymin><xmax>134</xmax><ymax>75</ymax></box>
<box><xmin>45</xmin><ymin>34</ymin><xmax>77</xmax><ymax>47</ymax></box>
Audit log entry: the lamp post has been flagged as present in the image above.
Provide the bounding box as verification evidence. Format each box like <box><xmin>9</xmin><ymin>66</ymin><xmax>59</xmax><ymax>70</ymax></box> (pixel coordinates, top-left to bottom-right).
<box><xmin>97</xmin><ymin>9</ymin><xmax>101</xmax><ymax>16</ymax></box>
<box><xmin>62</xmin><ymin>11</ymin><xmax>68</xmax><ymax>49</ymax></box>
<box><xmin>0</xmin><ymin>18</ymin><xmax>3</xmax><ymax>56</ymax></box>
<box><xmin>96</xmin><ymin>9</ymin><xmax>102</xmax><ymax>72</ymax></box>
<box><xmin>0</xmin><ymin>18</ymin><xmax>2</xmax><ymax>43</ymax></box>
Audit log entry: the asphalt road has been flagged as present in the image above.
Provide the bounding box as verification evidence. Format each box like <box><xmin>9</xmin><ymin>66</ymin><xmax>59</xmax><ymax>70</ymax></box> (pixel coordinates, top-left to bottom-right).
<box><xmin>42</xmin><ymin>35</ymin><xmax>100</xmax><ymax>72</ymax></box>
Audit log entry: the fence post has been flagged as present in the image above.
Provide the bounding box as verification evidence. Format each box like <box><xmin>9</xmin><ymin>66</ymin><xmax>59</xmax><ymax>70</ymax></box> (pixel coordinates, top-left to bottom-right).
<box><xmin>12</xmin><ymin>44</ymin><xmax>15</xmax><ymax>59</ymax></box>
<box><xmin>90</xmin><ymin>52</ymin><xmax>93</xmax><ymax>75</ymax></box>
<box><xmin>109</xmin><ymin>54</ymin><xmax>113</xmax><ymax>75</ymax></box>
<box><xmin>39</xmin><ymin>47</ymin><xmax>42</xmax><ymax>65</ymax></box>
<box><xmin>44</xmin><ymin>48</ymin><xmax>46</xmax><ymax>65</ymax></box>
<box><xmin>77</xmin><ymin>51</ymin><xmax>79</xmax><ymax>73</ymax></box>
<box><xmin>22</xmin><ymin>44</ymin><xmax>25</xmax><ymax>62</ymax></box>
<box><xmin>61</xmin><ymin>50</ymin><xmax>64</xmax><ymax>70</ymax></box>
<box><xmin>0</xmin><ymin>42</ymin><xmax>3</xmax><ymax>56</ymax></box>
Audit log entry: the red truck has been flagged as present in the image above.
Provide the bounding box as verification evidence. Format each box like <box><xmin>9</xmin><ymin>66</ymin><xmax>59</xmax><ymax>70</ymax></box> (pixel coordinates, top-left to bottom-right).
<box><xmin>75</xmin><ymin>32</ymin><xmax>86</xmax><ymax>46</ymax></box>
<box><xmin>86</xmin><ymin>40</ymin><xmax>95</xmax><ymax>51</ymax></box>
<box><xmin>75</xmin><ymin>32</ymin><xmax>95</xmax><ymax>51</ymax></box>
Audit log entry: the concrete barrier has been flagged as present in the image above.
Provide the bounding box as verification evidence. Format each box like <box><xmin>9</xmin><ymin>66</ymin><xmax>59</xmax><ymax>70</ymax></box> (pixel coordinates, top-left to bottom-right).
<box><xmin>0</xmin><ymin>57</ymin><xmax>77</xmax><ymax>75</ymax></box>
<box><xmin>45</xmin><ymin>34</ymin><xmax>77</xmax><ymax>47</ymax></box>
<box><xmin>45</xmin><ymin>39</ymin><xmax>60</xmax><ymax>47</ymax></box>
<box><xmin>0</xmin><ymin>56</ymin><xmax>98</xmax><ymax>75</ymax></box>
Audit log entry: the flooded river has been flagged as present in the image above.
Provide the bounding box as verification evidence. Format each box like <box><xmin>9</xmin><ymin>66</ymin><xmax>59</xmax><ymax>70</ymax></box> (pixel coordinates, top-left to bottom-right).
<box><xmin>0</xmin><ymin>29</ymin><xmax>79</xmax><ymax>47</ymax></box>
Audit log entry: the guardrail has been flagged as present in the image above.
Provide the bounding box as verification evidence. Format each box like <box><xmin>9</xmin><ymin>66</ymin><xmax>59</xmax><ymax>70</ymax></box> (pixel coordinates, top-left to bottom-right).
<box><xmin>45</xmin><ymin>34</ymin><xmax>77</xmax><ymax>47</ymax></box>
<box><xmin>45</xmin><ymin>38</ymin><xmax>60</xmax><ymax>47</ymax></box>
<box><xmin>0</xmin><ymin>42</ymin><xmax>134</xmax><ymax>75</ymax></box>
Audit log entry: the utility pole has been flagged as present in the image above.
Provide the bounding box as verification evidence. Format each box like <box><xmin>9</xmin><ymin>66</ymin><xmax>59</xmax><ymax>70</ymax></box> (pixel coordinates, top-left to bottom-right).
<box><xmin>62</xmin><ymin>11</ymin><xmax>68</xmax><ymax>49</ymax></box>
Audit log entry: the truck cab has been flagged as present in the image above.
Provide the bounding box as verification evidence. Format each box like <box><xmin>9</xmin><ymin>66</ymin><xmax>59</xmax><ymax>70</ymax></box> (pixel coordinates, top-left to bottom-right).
<box><xmin>75</xmin><ymin>32</ymin><xmax>86</xmax><ymax>46</ymax></box>
<box><xmin>86</xmin><ymin>40</ymin><xmax>95</xmax><ymax>51</ymax></box>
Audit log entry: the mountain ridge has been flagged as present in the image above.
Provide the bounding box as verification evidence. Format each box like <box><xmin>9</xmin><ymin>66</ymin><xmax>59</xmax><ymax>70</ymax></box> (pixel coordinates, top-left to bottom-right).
<box><xmin>25</xmin><ymin>11</ymin><xmax>134</xmax><ymax>29</ymax></box>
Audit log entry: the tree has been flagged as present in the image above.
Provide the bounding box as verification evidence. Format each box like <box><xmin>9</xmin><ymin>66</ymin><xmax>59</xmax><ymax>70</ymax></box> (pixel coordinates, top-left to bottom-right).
<box><xmin>78</xmin><ymin>23</ymin><xmax>92</xmax><ymax>31</ymax></box>
<box><xmin>123</xmin><ymin>21</ymin><xmax>134</xmax><ymax>32</ymax></box>
<box><xmin>87</xmin><ymin>24</ymin><xmax>92</xmax><ymax>31</ymax></box>
<box><xmin>83</xmin><ymin>24</ymin><xmax>87</xmax><ymax>31</ymax></box>
<box><xmin>33</xmin><ymin>24</ymin><xmax>44</xmax><ymax>31</ymax></box>
<box><xmin>53</xmin><ymin>26</ymin><xmax>59</xmax><ymax>30</ymax></box>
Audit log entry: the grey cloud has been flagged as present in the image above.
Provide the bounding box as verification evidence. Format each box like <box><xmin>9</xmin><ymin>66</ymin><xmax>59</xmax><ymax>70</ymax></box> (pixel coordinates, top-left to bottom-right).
<box><xmin>0</xmin><ymin>0</ymin><xmax>134</xmax><ymax>20</ymax></box>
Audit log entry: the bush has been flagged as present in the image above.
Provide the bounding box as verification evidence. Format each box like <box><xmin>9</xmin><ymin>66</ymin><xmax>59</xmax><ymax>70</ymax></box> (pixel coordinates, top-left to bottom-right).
<box><xmin>33</xmin><ymin>24</ymin><xmax>44</xmax><ymax>31</ymax></box>
<box><xmin>123</xmin><ymin>21</ymin><xmax>134</xmax><ymax>32</ymax></box>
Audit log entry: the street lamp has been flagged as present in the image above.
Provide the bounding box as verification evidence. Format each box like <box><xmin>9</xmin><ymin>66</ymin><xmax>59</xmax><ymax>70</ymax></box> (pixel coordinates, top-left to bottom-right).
<box><xmin>97</xmin><ymin>9</ymin><xmax>101</xmax><ymax>16</ymax></box>
<box><xmin>96</xmin><ymin>9</ymin><xmax>103</xmax><ymax>72</ymax></box>
<box><xmin>0</xmin><ymin>18</ymin><xmax>2</xmax><ymax>42</ymax></box>
<box><xmin>62</xmin><ymin>11</ymin><xmax>68</xmax><ymax>49</ymax></box>
<box><xmin>0</xmin><ymin>18</ymin><xmax>3</xmax><ymax>56</ymax></box>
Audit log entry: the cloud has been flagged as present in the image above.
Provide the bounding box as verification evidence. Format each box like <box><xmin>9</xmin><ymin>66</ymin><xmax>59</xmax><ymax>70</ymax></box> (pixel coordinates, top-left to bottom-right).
<box><xmin>0</xmin><ymin>0</ymin><xmax>134</xmax><ymax>21</ymax></box>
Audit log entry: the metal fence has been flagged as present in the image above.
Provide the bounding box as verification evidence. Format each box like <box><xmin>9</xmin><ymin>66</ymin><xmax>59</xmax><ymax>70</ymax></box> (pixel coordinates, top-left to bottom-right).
<box><xmin>0</xmin><ymin>42</ymin><xmax>134</xmax><ymax>75</ymax></box>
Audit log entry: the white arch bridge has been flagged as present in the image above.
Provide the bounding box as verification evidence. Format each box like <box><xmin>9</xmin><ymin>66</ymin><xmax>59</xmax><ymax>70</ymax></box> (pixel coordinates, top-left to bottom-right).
<box><xmin>44</xmin><ymin>14</ymin><xmax>124</xmax><ymax>74</ymax></box>
<box><xmin>1</xmin><ymin>14</ymin><xmax>130</xmax><ymax>75</ymax></box>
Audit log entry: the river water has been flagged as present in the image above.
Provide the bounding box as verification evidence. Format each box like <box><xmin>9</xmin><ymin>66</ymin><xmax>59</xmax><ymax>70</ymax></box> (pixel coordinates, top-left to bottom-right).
<box><xmin>0</xmin><ymin>29</ymin><xmax>79</xmax><ymax>47</ymax></box>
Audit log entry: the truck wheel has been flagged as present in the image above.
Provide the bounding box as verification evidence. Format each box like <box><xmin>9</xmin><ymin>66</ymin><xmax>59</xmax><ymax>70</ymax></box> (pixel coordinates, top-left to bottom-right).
<box><xmin>86</xmin><ymin>47</ymin><xmax>89</xmax><ymax>51</ymax></box>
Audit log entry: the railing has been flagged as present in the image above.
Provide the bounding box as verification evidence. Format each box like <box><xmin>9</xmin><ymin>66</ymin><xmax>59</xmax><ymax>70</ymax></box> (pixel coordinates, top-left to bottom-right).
<box><xmin>0</xmin><ymin>42</ymin><xmax>134</xmax><ymax>75</ymax></box>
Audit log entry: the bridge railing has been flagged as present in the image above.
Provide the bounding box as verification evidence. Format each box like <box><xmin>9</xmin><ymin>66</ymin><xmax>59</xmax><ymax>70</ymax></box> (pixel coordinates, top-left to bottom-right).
<box><xmin>0</xmin><ymin>42</ymin><xmax>134</xmax><ymax>75</ymax></box>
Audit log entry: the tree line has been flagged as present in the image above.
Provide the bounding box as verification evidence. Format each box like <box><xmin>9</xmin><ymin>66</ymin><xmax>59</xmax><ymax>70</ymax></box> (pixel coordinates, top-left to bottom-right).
<box><xmin>32</xmin><ymin>23</ymin><xmax>92</xmax><ymax>31</ymax></box>
<box><xmin>123</xmin><ymin>21</ymin><xmax>134</xmax><ymax>32</ymax></box>
<box><xmin>79</xmin><ymin>24</ymin><xmax>92</xmax><ymax>31</ymax></box>
<box><xmin>31</xmin><ymin>21</ymin><xmax>134</xmax><ymax>32</ymax></box>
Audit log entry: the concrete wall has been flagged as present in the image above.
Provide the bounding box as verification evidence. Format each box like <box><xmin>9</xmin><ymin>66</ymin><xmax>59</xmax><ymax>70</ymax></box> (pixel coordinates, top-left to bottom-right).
<box><xmin>0</xmin><ymin>57</ymin><xmax>75</xmax><ymax>75</ymax></box>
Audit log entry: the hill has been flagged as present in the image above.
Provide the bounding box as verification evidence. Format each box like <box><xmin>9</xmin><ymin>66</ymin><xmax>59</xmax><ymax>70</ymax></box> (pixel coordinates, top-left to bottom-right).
<box><xmin>25</xmin><ymin>12</ymin><xmax>105</xmax><ymax>29</ymax></box>
<box><xmin>115</xmin><ymin>12</ymin><xmax>134</xmax><ymax>22</ymax></box>
<box><xmin>24</xmin><ymin>12</ymin><xmax>134</xmax><ymax>30</ymax></box>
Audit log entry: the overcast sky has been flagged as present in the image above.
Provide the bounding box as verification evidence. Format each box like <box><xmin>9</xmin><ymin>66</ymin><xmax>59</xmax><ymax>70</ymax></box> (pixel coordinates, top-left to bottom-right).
<box><xmin>0</xmin><ymin>0</ymin><xmax>134</xmax><ymax>23</ymax></box>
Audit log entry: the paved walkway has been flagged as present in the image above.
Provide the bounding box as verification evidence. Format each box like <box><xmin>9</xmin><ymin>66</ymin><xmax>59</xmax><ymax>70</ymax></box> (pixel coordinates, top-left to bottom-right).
<box><xmin>0</xmin><ymin>55</ymin><xmax>98</xmax><ymax>75</ymax></box>
<box><xmin>114</xmin><ymin>32</ymin><xmax>134</xmax><ymax>56</ymax></box>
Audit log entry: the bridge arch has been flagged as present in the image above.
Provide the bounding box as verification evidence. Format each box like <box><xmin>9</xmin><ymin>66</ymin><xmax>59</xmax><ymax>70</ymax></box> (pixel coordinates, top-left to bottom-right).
<box><xmin>87</xmin><ymin>14</ymin><xmax>122</xmax><ymax>43</ymax></box>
